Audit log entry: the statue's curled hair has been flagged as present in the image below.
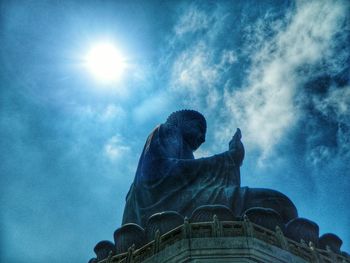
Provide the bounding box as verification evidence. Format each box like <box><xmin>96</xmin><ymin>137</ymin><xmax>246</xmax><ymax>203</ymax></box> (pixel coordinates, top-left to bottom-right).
<box><xmin>165</xmin><ymin>110</ymin><xmax>207</xmax><ymax>132</ymax></box>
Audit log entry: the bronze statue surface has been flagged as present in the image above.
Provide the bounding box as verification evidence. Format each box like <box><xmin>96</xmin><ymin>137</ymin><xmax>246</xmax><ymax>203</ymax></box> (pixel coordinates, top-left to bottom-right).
<box><xmin>122</xmin><ymin>110</ymin><xmax>298</xmax><ymax>227</ymax></box>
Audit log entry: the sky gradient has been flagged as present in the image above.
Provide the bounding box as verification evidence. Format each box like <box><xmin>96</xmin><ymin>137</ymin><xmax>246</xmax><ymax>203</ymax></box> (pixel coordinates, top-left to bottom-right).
<box><xmin>1</xmin><ymin>0</ymin><xmax>349</xmax><ymax>262</ymax></box>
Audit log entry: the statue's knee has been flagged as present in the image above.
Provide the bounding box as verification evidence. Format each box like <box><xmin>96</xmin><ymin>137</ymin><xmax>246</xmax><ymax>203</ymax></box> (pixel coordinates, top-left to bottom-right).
<box><xmin>244</xmin><ymin>188</ymin><xmax>298</xmax><ymax>223</ymax></box>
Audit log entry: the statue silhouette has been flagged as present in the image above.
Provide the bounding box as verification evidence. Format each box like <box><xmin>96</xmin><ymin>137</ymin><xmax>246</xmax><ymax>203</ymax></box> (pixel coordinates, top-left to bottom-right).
<box><xmin>122</xmin><ymin>110</ymin><xmax>297</xmax><ymax>227</ymax></box>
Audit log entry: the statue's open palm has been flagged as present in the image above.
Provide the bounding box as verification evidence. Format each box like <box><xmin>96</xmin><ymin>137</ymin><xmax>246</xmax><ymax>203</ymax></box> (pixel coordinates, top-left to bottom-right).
<box><xmin>229</xmin><ymin>128</ymin><xmax>245</xmax><ymax>166</ymax></box>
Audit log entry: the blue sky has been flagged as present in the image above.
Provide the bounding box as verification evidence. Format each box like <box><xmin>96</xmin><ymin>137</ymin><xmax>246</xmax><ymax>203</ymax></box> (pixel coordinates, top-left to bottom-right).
<box><xmin>1</xmin><ymin>0</ymin><xmax>349</xmax><ymax>262</ymax></box>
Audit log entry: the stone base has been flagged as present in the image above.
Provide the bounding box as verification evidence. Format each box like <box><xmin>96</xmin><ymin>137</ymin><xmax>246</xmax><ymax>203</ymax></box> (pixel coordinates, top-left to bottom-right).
<box><xmin>143</xmin><ymin>236</ymin><xmax>307</xmax><ymax>263</ymax></box>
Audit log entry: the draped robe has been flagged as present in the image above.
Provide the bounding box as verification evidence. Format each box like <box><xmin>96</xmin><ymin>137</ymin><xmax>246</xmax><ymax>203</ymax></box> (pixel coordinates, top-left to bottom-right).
<box><xmin>122</xmin><ymin>124</ymin><xmax>246</xmax><ymax>227</ymax></box>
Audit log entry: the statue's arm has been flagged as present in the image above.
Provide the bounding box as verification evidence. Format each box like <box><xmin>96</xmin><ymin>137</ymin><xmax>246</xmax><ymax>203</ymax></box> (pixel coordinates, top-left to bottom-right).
<box><xmin>166</xmin><ymin>128</ymin><xmax>244</xmax><ymax>179</ymax></box>
<box><xmin>167</xmin><ymin>150</ymin><xmax>237</xmax><ymax>178</ymax></box>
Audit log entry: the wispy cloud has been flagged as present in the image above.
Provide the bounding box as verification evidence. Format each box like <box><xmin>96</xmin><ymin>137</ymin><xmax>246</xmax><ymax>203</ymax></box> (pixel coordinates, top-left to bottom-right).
<box><xmin>171</xmin><ymin>44</ymin><xmax>237</xmax><ymax>95</ymax></box>
<box><xmin>73</xmin><ymin>103</ymin><xmax>126</xmax><ymax>123</ymax></box>
<box><xmin>223</xmin><ymin>0</ymin><xmax>349</xmax><ymax>161</ymax></box>
<box><xmin>306</xmin><ymin>145</ymin><xmax>332</xmax><ymax>166</ymax></box>
<box><xmin>312</xmin><ymin>86</ymin><xmax>350</xmax><ymax>160</ymax></box>
<box><xmin>174</xmin><ymin>6</ymin><xmax>212</xmax><ymax>35</ymax></box>
<box><xmin>100</xmin><ymin>104</ymin><xmax>126</xmax><ymax>122</ymax></box>
<box><xmin>103</xmin><ymin>135</ymin><xmax>130</xmax><ymax>161</ymax></box>
<box><xmin>167</xmin><ymin>3</ymin><xmax>238</xmax><ymax>111</ymax></box>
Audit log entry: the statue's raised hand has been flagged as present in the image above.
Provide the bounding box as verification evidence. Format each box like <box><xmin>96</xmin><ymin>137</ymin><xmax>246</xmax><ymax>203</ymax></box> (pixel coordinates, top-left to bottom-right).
<box><xmin>228</xmin><ymin>128</ymin><xmax>245</xmax><ymax>166</ymax></box>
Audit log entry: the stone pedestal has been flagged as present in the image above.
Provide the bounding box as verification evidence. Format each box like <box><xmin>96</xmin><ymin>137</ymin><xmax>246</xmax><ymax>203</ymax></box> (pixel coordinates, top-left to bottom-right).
<box><xmin>104</xmin><ymin>220</ymin><xmax>350</xmax><ymax>263</ymax></box>
<box><xmin>142</xmin><ymin>236</ymin><xmax>307</xmax><ymax>263</ymax></box>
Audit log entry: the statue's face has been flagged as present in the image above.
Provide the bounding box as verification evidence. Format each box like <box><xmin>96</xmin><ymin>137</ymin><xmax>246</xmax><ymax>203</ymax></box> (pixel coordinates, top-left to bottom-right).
<box><xmin>182</xmin><ymin>118</ymin><xmax>206</xmax><ymax>151</ymax></box>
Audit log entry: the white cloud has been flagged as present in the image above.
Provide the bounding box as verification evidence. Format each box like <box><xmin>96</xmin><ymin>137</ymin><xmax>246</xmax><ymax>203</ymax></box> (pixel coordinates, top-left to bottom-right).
<box><xmin>73</xmin><ymin>104</ymin><xmax>126</xmax><ymax>122</ymax></box>
<box><xmin>175</xmin><ymin>7</ymin><xmax>211</xmax><ymax>35</ymax></box>
<box><xmin>223</xmin><ymin>0</ymin><xmax>348</xmax><ymax>161</ymax></box>
<box><xmin>172</xmin><ymin>42</ymin><xmax>218</xmax><ymax>91</ymax></box>
<box><xmin>170</xmin><ymin>42</ymin><xmax>237</xmax><ymax>109</ymax></box>
<box><xmin>99</xmin><ymin>104</ymin><xmax>125</xmax><ymax>122</ymax></box>
<box><xmin>103</xmin><ymin>135</ymin><xmax>130</xmax><ymax>161</ymax></box>
<box><xmin>172</xmin><ymin>48</ymin><xmax>237</xmax><ymax>95</ymax></box>
<box><xmin>169</xmin><ymin>4</ymin><xmax>237</xmax><ymax>110</ymax></box>
<box><xmin>314</xmin><ymin>87</ymin><xmax>350</xmax><ymax>124</ymax></box>
<box><xmin>220</xmin><ymin>50</ymin><xmax>238</xmax><ymax>66</ymax></box>
<box><xmin>313</xmin><ymin>86</ymin><xmax>350</xmax><ymax>158</ymax></box>
<box><xmin>194</xmin><ymin>147</ymin><xmax>213</xmax><ymax>159</ymax></box>
<box><xmin>306</xmin><ymin>145</ymin><xmax>332</xmax><ymax>166</ymax></box>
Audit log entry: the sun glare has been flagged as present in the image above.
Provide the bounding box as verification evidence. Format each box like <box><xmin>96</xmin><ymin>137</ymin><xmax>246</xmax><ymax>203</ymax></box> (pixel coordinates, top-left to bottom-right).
<box><xmin>85</xmin><ymin>43</ymin><xmax>125</xmax><ymax>82</ymax></box>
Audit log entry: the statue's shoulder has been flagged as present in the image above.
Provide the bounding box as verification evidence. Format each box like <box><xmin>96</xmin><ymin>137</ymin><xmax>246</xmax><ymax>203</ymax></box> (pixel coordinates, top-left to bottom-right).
<box><xmin>143</xmin><ymin>124</ymin><xmax>177</xmax><ymax>150</ymax></box>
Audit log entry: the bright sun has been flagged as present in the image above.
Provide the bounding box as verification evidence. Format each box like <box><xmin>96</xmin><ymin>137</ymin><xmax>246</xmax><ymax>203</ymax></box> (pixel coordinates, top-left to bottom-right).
<box><xmin>85</xmin><ymin>42</ymin><xmax>125</xmax><ymax>82</ymax></box>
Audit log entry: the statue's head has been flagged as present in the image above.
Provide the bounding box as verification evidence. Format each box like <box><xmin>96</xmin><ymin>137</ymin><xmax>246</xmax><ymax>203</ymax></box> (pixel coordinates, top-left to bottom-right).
<box><xmin>165</xmin><ymin>110</ymin><xmax>207</xmax><ymax>151</ymax></box>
